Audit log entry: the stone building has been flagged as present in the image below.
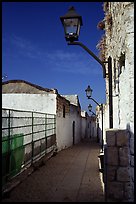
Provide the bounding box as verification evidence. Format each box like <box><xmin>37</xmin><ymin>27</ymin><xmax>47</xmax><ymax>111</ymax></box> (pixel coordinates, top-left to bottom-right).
<box><xmin>97</xmin><ymin>2</ymin><xmax>134</xmax><ymax>202</ymax></box>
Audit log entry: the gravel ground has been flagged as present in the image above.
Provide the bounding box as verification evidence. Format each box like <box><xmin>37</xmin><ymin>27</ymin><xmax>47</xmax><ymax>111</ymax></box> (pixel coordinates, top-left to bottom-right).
<box><xmin>2</xmin><ymin>139</ymin><xmax>105</xmax><ymax>202</ymax></box>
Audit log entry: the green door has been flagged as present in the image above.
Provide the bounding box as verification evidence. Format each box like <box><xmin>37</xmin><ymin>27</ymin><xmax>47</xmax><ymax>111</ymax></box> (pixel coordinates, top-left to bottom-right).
<box><xmin>2</xmin><ymin>133</ymin><xmax>24</xmax><ymax>186</ymax></box>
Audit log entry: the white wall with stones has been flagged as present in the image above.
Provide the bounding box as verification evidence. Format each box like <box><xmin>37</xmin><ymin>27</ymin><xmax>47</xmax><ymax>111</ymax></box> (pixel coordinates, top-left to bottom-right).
<box><xmin>102</xmin><ymin>2</ymin><xmax>134</xmax><ymax>202</ymax></box>
<box><xmin>104</xmin><ymin>2</ymin><xmax>134</xmax><ymax>131</ymax></box>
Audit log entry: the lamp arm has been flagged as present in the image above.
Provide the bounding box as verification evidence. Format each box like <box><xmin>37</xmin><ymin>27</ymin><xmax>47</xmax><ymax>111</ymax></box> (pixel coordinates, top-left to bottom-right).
<box><xmin>91</xmin><ymin>111</ymin><xmax>96</xmax><ymax>116</ymax></box>
<box><xmin>89</xmin><ymin>97</ymin><xmax>100</xmax><ymax>106</ymax></box>
<box><xmin>68</xmin><ymin>41</ymin><xmax>107</xmax><ymax>78</ymax></box>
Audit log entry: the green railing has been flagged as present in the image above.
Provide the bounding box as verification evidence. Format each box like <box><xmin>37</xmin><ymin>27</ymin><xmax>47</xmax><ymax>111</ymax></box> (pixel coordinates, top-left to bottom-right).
<box><xmin>2</xmin><ymin>108</ymin><xmax>56</xmax><ymax>189</ymax></box>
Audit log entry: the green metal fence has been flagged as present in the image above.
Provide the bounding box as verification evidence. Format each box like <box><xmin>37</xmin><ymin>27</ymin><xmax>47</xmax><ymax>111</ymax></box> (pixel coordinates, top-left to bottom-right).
<box><xmin>2</xmin><ymin>108</ymin><xmax>56</xmax><ymax>189</ymax></box>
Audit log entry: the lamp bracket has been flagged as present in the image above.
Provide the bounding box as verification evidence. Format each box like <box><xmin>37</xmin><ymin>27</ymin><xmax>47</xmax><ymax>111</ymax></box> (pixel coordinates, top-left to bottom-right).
<box><xmin>68</xmin><ymin>41</ymin><xmax>107</xmax><ymax>78</ymax></box>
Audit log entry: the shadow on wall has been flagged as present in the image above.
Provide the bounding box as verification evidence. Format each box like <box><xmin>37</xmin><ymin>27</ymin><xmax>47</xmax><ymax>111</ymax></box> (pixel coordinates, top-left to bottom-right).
<box><xmin>126</xmin><ymin>122</ymin><xmax>134</xmax><ymax>154</ymax></box>
<box><xmin>126</xmin><ymin>123</ymin><xmax>135</xmax><ymax>202</ymax></box>
<box><xmin>126</xmin><ymin>123</ymin><xmax>133</xmax><ymax>136</ymax></box>
<box><xmin>126</xmin><ymin>122</ymin><xmax>134</xmax><ymax>202</ymax></box>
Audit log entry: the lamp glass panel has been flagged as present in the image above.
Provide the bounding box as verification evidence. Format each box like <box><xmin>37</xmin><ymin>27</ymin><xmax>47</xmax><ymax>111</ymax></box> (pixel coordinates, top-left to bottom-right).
<box><xmin>64</xmin><ymin>18</ymin><xmax>79</xmax><ymax>35</ymax></box>
<box><xmin>85</xmin><ymin>85</ymin><xmax>92</xmax><ymax>98</ymax></box>
<box><xmin>86</xmin><ymin>90</ymin><xmax>92</xmax><ymax>98</ymax></box>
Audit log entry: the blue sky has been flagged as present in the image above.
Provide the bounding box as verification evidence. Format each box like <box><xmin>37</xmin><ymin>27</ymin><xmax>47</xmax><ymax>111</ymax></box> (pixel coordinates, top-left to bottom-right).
<box><xmin>2</xmin><ymin>2</ymin><xmax>106</xmax><ymax>114</ymax></box>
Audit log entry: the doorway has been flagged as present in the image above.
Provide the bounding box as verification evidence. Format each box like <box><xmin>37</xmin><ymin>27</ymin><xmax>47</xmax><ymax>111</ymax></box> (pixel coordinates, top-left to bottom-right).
<box><xmin>72</xmin><ymin>121</ymin><xmax>75</xmax><ymax>145</ymax></box>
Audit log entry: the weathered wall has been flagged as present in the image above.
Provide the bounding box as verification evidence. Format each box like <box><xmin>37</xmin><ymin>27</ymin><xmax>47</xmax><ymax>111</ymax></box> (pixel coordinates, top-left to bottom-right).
<box><xmin>102</xmin><ymin>2</ymin><xmax>134</xmax><ymax>201</ymax></box>
<box><xmin>104</xmin><ymin>2</ymin><xmax>134</xmax><ymax>130</ymax></box>
<box><xmin>2</xmin><ymin>91</ymin><xmax>83</xmax><ymax>153</ymax></box>
<box><xmin>81</xmin><ymin>111</ymin><xmax>97</xmax><ymax>140</ymax></box>
<box><xmin>90</xmin><ymin>116</ymin><xmax>97</xmax><ymax>139</ymax></box>
<box><xmin>2</xmin><ymin>94</ymin><xmax>57</xmax><ymax>161</ymax></box>
<box><xmin>56</xmin><ymin>95</ymin><xmax>81</xmax><ymax>151</ymax></box>
<box><xmin>81</xmin><ymin>116</ymin><xmax>87</xmax><ymax>139</ymax></box>
<box><xmin>103</xmin><ymin>104</ymin><xmax>109</xmax><ymax>144</ymax></box>
<box><xmin>2</xmin><ymin>93</ymin><xmax>56</xmax><ymax>114</ymax></box>
<box><xmin>56</xmin><ymin>95</ymin><xmax>72</xmax><ymax>150</ymax></box>
<box><xmin>69</xmin><ymin>104</ymin><xmax>81</xmax><ymax>144</ymax></box>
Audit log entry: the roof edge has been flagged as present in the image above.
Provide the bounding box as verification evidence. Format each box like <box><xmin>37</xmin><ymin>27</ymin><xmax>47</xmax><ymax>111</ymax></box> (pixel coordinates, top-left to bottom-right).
<box><xmin>2</xmin><ymin>79</ymin><xmax>54</xmax><ymax>93</ymax></box>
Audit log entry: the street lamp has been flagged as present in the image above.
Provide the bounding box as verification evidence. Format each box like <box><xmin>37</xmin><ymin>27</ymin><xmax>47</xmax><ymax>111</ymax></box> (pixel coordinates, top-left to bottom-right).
<box><xmin>88</xmin><ymin>104</ymin><xmax>92</xmax><ymax>112</ymax></box>
<box><xmin>85</xmin><ymin>85</ymin><xmax>93</xmax><ymax>99</ymax></box>
<box><xmin>88</xmin><ymin>106</ymin><xmax>100</xmax><ymax>143</ymax></box>
<box><xmin>86</xmin><ymin>85</ymin><xmax>104</xmax><ymax>152</ymax></box>
<box><xmin>88</xmin><ymin>105</ymin><xmax>96</xmax><ymax>116</ymax></box>
<box><xmin>85</xmin><ymin>85</ymin><xmax>102</xmax><ymax>107</ymax></box>
<box><xmin>60</xmin><ymin>6</ymin><xmax>113</xmax><ymax>128</ymax></box>
<box><xmin>60</xmin><ymin>6</ymin><xmax>83</xmax><ymax>42</ymax></box>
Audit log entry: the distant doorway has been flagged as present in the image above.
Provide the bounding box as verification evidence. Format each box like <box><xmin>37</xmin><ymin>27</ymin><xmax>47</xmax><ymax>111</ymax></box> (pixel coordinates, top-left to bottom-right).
<box><xmin>72</xmin><ymin>121</ymin><xmax>75</xmax><ymax>145</ymax></box>
<box><xmin>97</xmin><ymin>122</ymin><xmax>100</xmax><ymax>143</ymax></box>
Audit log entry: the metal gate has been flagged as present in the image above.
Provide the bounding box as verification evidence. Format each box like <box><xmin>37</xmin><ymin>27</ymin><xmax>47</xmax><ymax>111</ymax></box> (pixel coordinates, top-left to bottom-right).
<box><xmin>2</xmin><ymin>108</ymin><xmax>56</xmax><ymax>188</ymax></box>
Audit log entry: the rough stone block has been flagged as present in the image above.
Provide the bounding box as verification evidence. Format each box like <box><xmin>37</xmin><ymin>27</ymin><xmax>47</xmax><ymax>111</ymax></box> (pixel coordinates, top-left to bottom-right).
<box><xmin>130</xmin><ymin>155</ymin><xmax>134</xmax><ymax>167</ymax></box>
<box><xmin>107</xmin><ymin>181</ymin><xmax>124</xmax><ymax>200</ymax></box>
<box><xmin>106</xmin><ymin>130</ymin><xmax>116</xmax><ymax>146</ymax></box>
<box><xmin>131</xmin><ymin>167</ymin><xmax>134</xmax><ymax>182</ymax></box>
<box><xmin>107</xmin><ymin>166</ymin><xmax>116</xmax><ymax>181</ymax></box>
<box><xmin>130</xmin><ymin>137</ymin><xmax>134</xmax><ymax>154</ymax></box>
<box><xmin>119</xmin><ymin>147</ymin><xmax>129</xmax><ymax>166</ymax></box>
<box><xmin>124</xmin><ymin>182</ymin><xmax>134</xmax><ymax>200</ymax></box>
<box><xmin>116</xmin><ymin>130</ymin><xmax>129</xmax><ymax>146</ymax></box>
<box><xmin>106</xmin><ymin>147</ymin><xmax>118</xmax><ymax>166</ymax></box>
<box><xmin>117</xmin><ymin>167</ymin><xmax>130</xmax><ymax>181</ymax></box>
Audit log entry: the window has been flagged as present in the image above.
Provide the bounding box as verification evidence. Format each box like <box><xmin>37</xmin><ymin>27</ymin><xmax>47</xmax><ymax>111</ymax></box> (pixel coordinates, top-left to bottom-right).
<box><xmin>63</xmin><ymin>105</ymin><xmax>65</xmax><ymax>118</ymax></box>
<box><xmin>118</xmin><ymin>52</ymin><xmax>125</xmax><ymax>75</ymax></box>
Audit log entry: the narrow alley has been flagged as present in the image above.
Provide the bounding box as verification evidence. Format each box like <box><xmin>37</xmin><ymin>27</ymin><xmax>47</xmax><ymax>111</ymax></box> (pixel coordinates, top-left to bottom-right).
<box><xmin>2</xmin><ymin>138</ymin><xmax>105</xmax><ymax>202</ymax></box>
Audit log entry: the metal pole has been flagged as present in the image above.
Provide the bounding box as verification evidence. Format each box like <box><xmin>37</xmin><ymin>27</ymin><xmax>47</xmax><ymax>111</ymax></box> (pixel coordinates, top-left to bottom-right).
<box><xmin>91</xmin><ymin>110</ymin><xmax>96</xmax><ymax>116</ymax></box>
<box><xmin>89</xmin><ymin>97</ymin><xmax>103</xmax><ymax>151</ymax></box>
<box><xmin>68</xmin><ymin>41</ymin><xmax>113</xmax><ymax>129</ymax></box>
<box><xmin>101</xmin><ymin>104</ymin><xmax>104</xmax><ymax>152</ymax></box>
<box><xmin>8</xmin><ymin>109</ymin><xmax>11</xmax><ymax>180</ymax></box>
<box><xmin>108</xmin><ymin>56</ymin><xmax>113</xmax><ymax>128</ymax></box>
<box><xmin>89</xmin><ymin>97</ymin><xmax>100</xmax><ymax>106</ymax></box>
<box><xmin>31</xmin><ymin>112</ymin><xmax>34</xmax><ymax>164</ymax></box>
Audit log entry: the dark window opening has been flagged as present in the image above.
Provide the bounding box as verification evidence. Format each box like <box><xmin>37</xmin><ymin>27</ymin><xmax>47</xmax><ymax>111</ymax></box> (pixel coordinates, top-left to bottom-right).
<box><xmin>63</xmin><ymin>105</ymin><xmax>65</xmax><ymax>118</ymax></box>
<box><xmin>118</xmin><ymin>52</ymin><xmax>125</xmax><ymax>75</ymax></box>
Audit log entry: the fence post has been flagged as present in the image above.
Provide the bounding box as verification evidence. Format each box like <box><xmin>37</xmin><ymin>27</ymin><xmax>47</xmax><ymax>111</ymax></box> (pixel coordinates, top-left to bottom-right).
<box><xmin>7</xmin><ymin>109</ymin><xmax>11</xmax><ymax>181</ymax></box>
<box><xmin>45</xmin><ymin>114</ymin><xmax>47</xmax><ymax>150</ymax></box>
<box><xmin>31</xmin><ymin>112</ymin><xmax>34</xmax><ymax>164</ymax></box>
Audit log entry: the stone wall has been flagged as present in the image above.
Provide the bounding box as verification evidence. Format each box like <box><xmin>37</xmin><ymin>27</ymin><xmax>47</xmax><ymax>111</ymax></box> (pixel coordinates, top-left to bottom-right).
<box><xmin>56</xmin><ymin>95</ymin><xmax>70</xmax><ymax>117</ymax></box>
<box><xmin>101</xmin><ymin>2</ymin><xmax>134</xmax><ymax>202</ymax></box>
<box><xmin>105</xmin><ymin>129</ymin><xmax>134</xmax><ymax>202</ymax></box>
<box><xmin>103</xmin><ymin>2</ymin><xmax>134</xmax><ymax>130</ymax></box>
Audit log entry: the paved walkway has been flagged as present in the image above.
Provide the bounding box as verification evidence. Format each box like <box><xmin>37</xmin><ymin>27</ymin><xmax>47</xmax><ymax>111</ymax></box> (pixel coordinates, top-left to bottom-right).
<box><xmin>2</xmin><ymin>138</ymin><xmax>105</xmax><ymax>202</ymax></box>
